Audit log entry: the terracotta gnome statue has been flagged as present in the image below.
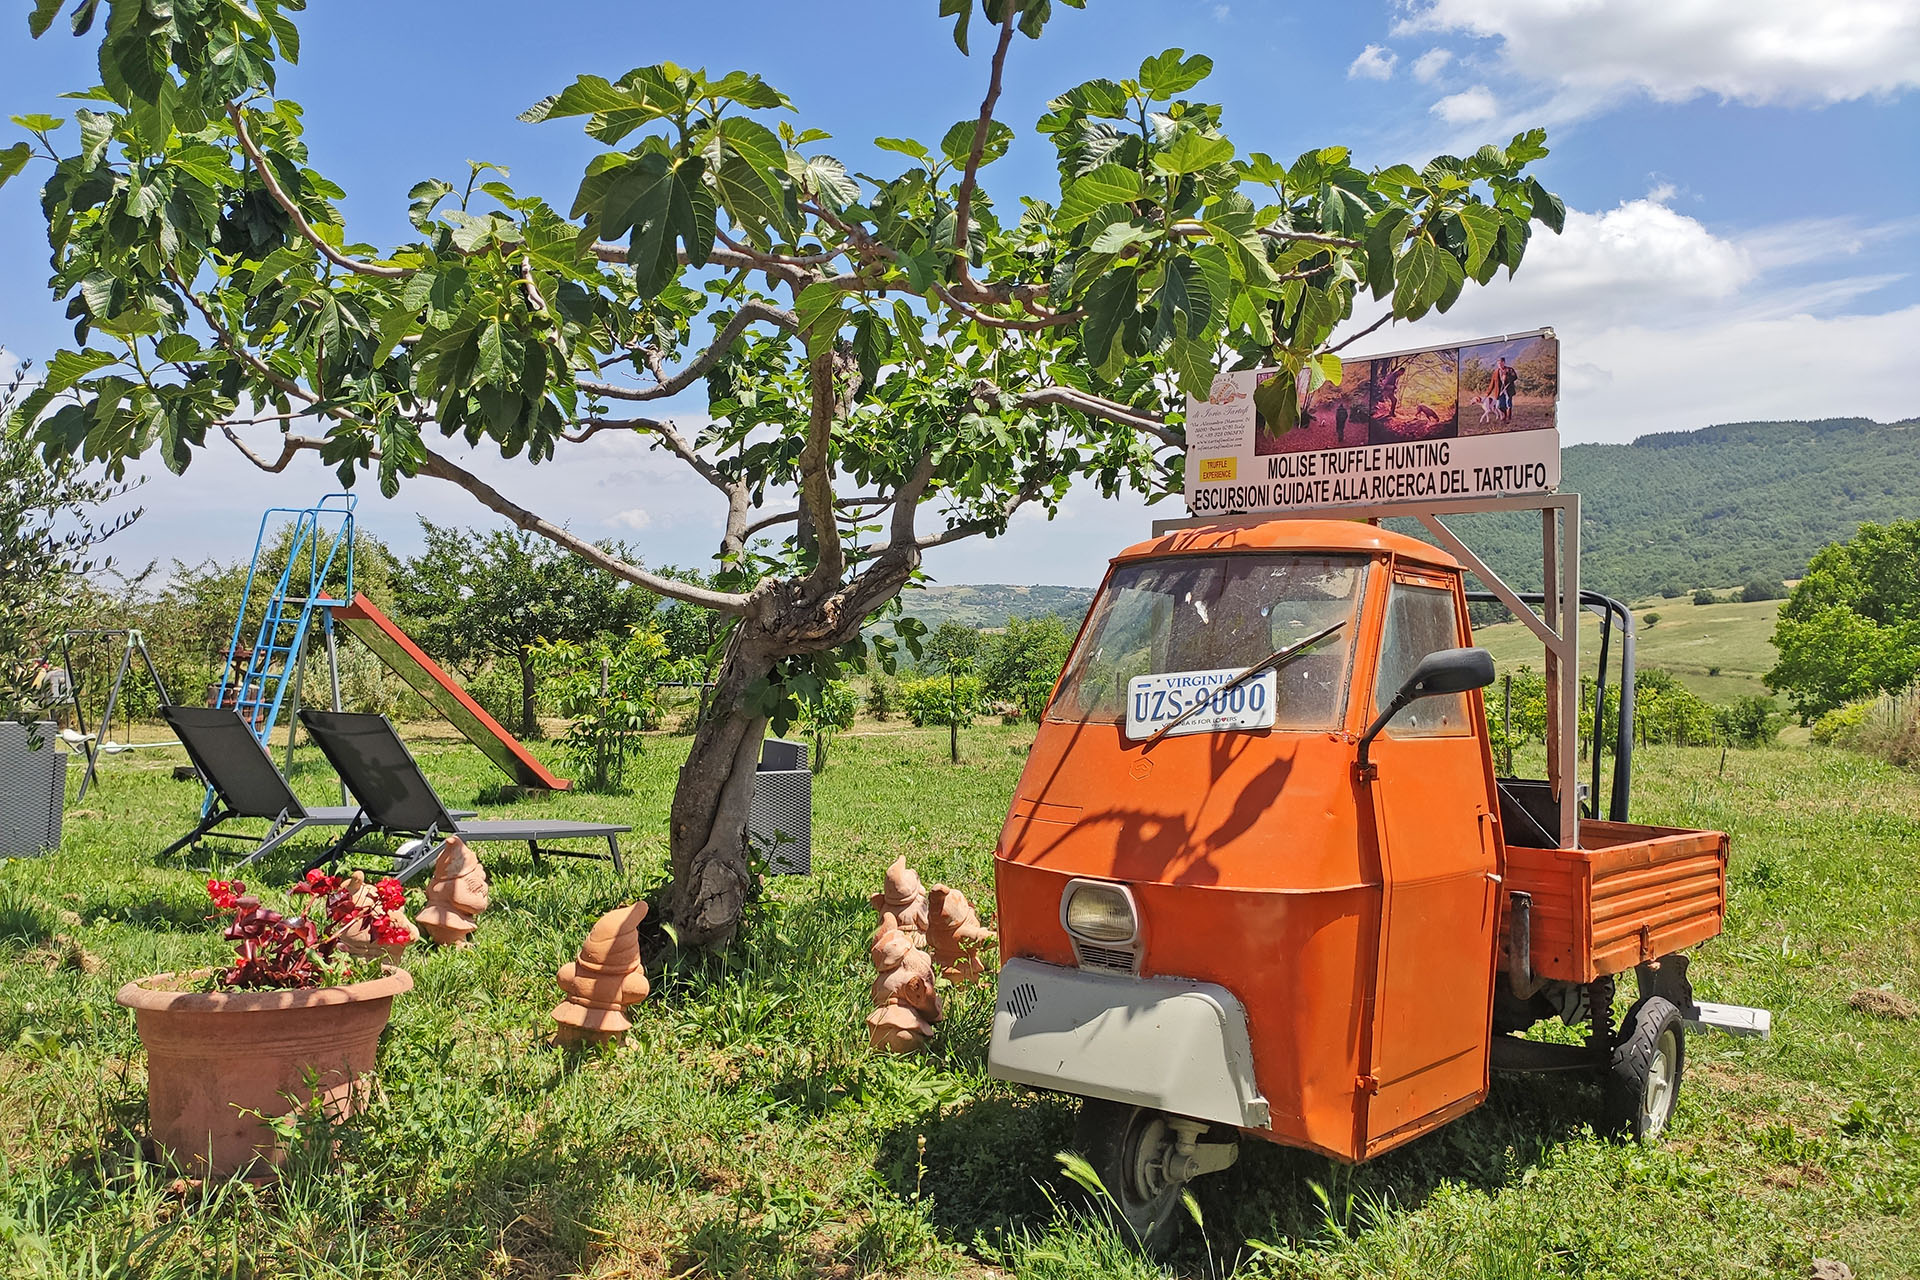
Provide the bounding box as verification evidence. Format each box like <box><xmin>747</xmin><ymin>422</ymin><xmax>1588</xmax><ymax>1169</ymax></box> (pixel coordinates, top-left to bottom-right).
<box><xmin>415</xmin><ymin>837</ymin><xmax>489</xmax><ymax>946</ymax></box>
<box><xmin>867</xmin><ymin>915</ymin><xmax>940</xmax><ymax>1053</ymax></box>
<box><xmin>551</xmin><ymin>902</ymin><xmax>653</xmax><ymax>1045</ymax></box>
<box><xmin>333</xmin><ymin>870</ymin><xmax>420</xmax><ymax>961</ymax></box>
<box><xmin>869</xmin><ymin>856</ymin><xmax>929</xmax><ymax>944</ymax></box>
<box><xmin>927</xmin><ymin>884</ymin><xmax>996</xmax><ymax>985</ymax></box>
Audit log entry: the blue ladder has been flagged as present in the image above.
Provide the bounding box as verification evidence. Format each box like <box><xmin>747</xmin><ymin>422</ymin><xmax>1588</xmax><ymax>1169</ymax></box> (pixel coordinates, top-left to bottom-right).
<box><xmin>215</xmin><ymin>494</ymin><xmax>358</xmax><ymax>750</ymax></box>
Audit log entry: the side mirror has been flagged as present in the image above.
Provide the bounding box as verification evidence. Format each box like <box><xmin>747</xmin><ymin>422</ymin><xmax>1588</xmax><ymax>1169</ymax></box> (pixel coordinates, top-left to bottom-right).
<box><xmin>1356</xmin><ymin>647</ymin><xmax>1496</xmax><ymax>770</ymax></box>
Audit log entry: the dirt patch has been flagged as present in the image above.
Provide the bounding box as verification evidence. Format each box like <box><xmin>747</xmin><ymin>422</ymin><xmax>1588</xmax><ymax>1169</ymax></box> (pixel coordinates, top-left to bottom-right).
<box><xmin>1847</xmin><ymin>988</ymin><xmax>1916</xmax><ymax>1020</ymax></box>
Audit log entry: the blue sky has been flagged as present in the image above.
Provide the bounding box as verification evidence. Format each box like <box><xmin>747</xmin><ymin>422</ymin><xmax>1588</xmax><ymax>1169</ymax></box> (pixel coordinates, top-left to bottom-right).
<box><xmin>3</xmin><ymin>0</ymin><xmax>1916</xmax><ymax>587</ymax></box>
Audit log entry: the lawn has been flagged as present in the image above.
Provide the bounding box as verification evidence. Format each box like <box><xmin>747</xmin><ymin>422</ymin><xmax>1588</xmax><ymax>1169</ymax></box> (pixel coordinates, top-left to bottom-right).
<box><xmin>1471</xmin><ymin>597</ymin><xmax>1784</xmax><ymax>705</ymax></box>
<box><xmin>2</xmin><ymin>721</ymin><xmax>1917</xmax><ymax>1278</ymax></box>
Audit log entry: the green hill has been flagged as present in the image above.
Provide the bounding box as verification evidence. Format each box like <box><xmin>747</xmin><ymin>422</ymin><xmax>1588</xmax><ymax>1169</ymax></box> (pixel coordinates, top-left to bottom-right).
<box><xmin>1471</xmin><ymin>596</ymin><xmax>1781</xmax><ymax>703</ymax></box>
<box><xmin>1386</xmin><ymin>416</ymin><xmax>1920</xmax><ymax>600</ymax></box>
<box><xmin>891</xmin><ymin>582</ymin><xmax>1094</xmax><ymax>632</ymax></box>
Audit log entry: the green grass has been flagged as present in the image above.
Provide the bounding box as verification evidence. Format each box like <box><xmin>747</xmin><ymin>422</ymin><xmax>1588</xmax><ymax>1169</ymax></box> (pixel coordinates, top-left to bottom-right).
<box><xmin>1472</xmin><ymin>597</ymin><xmax>1784</xmax><ymax>704</ymax></box>
<box><xmin>2</xmin><ymin>721</ymin><xmax>1917</xmax><ymax>1278</ymax></box>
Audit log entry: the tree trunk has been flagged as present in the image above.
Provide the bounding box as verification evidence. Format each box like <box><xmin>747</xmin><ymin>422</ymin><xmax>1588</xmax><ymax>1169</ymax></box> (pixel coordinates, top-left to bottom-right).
<box><xmin>518</xmin><ymin>649</ymin><xmax>539</xmax><ymax>740</ymax></box>
<box><xmin>665</xmin><ymin>625</ymin><xmax>778</xmax><ymax>949</ymax></box>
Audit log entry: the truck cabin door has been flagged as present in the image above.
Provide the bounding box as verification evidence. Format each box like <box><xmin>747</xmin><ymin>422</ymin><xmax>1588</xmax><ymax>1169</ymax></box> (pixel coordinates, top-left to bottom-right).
<box><xmin>1360</xmin><ymin>570</ymin><xmax>1501</xmax><ymax>1151</ymax></box>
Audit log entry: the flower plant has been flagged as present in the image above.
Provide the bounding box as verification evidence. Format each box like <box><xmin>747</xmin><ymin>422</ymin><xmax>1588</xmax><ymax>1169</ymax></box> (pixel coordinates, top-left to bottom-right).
<box><xmin>206</xmin><ymin>871</ymin><xmax>413</xmax><ymax>990</ymax></box>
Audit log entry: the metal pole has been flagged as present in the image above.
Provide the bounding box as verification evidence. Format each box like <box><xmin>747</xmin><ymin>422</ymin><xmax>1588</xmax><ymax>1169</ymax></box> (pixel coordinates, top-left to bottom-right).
<box><xmin>324</xmin><ymin>611</ymin><xmax>346</xmax><ymax>804</ymax></box>
<box><xmin>77</xmin><ymin>633</ymin><xmax>134</xmax><ymax>801</ymax></box>
<box><xmin>284</xmin><ymin>634</ymin><xmax>310</xmax><ymax>776</ymax></box>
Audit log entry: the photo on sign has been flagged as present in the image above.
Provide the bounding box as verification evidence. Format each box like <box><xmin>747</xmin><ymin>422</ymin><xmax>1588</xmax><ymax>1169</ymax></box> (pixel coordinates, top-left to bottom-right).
<box><xmin>1458</xmin><ymin>333</ymin><xmax>1559</xmax><ymax>435</ymax></box>
<box><xmin>1365</xmin><ymin>348</ymin><xmax>1458</xmax><ymax>446</ymax></box>
<box><xmin>1255</xmin><ymin>368</ymin><xmax>1371</xmax><ymax>455</ymax></box>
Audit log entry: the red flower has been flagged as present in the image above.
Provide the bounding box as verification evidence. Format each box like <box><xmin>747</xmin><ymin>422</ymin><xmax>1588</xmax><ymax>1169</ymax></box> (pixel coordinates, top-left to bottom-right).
<box><xmin>293</xmin><ymin>869</ymin><xmax>340</xmax><ymax>898</ymax></box>
<box><xmin>370</xmin><ymin>915</ymin><xmax>412</xmax><ymax>946</ymax></box>
<box><xmin>374</xmin><ymin>878</ymin><xmax>405</xmax><ymax>912</ymax></box>
<box><xmin>206</xmin><ymin>879</ymin><xmax>244</xmax><ymax>910</ymax></box>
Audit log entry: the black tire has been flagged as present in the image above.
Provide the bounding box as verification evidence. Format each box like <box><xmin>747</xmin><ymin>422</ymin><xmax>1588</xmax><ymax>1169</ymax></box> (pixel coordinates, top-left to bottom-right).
<box><xmin>1073</xmin><ymin>1099</ymin><xmax>1189</xmax><ymax>1254</ymax></box>
<box><xmin>1605</xmin><ymin>996</ymin><xmax>1686</xmax><ymax>1142</ymax></box>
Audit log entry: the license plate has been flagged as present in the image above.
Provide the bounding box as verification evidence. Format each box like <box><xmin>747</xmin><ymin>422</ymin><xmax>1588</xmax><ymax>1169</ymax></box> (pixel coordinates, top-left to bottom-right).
<box><xmin>1124</xmin><ymin>668</ymin><xmax>1278</xmax><ymax>740</ymax></box>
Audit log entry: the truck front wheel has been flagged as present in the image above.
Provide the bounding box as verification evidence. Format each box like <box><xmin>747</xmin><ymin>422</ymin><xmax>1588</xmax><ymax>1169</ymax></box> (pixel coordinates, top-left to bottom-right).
<box><xmin>1073</xmin><ymin>1100</ymin><xmax>1216</xmax><ymax>1253</ymax></box>
<box><xmin>1606</xmin><ymin>996</ymin><xmax>1686</xmax><ymax>1141</ymax></box>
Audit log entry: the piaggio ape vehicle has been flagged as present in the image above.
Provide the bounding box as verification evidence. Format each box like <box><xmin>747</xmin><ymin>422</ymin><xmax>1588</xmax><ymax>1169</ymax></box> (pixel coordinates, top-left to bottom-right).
<box><xmin>987</xmin><ymin>496</ymin><xmax>1769</xmax><ymax>1246</ymax></box>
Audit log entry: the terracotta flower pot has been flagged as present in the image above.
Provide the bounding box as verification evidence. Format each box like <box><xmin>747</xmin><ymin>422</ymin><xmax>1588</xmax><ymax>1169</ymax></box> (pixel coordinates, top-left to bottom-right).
<box><xmin>115</xmin><ymin>966</ymin><xmax>412</xmax><ymax>1177</ymax></box>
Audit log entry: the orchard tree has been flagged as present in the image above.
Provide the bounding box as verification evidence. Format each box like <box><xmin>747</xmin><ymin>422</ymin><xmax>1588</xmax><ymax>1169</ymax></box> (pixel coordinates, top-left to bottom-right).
<box><xmin>1</xmin><ymin>352</ymin><xmax>139</xmax><ymax>717</ymax></box>
<box><xmin>5</xmin><ymin>0</ymin><xmax>1566</xmax><ymax>944</ymax></box>
<box><xmin>395</xmin><ymin>520</ymin><xmax>658</xmax><ymax>738</ymax></box>
<box><xmin>1767</xmin><ymin>520</ymin><xmax>1920</xmax><ymax>720</ymax></box>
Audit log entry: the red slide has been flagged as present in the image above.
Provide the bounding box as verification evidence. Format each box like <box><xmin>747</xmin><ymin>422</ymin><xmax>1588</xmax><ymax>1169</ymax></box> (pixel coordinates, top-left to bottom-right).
<box><xmin>332</xmin><ymin>593</ymin><xmax>571</xmax><ymax>791</ymax></box>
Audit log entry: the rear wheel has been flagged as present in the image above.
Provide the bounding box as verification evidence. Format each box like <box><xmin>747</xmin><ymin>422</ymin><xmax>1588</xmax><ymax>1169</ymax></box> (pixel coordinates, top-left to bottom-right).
<box><xmin>1606</xmin><ymin>996</ymin><xmax>1685</xmax><ymax>1141</ymax></box>
<box><xmin>1073</xmin><ymin>1100</ymin><xmax>1190</xmax><ymax>1253</ymax></box>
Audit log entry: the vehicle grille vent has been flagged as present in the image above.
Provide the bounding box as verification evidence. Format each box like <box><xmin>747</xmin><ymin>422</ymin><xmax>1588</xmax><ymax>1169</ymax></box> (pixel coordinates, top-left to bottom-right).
<box><xmin>1005</xmin><ymin>981</ymin><xmax>1039</xmax><ymax>1019</ymax></box>
<box><xmin>1074</xmin><ymin>942</ymin><xmax>1138</xmax><ymax>974</ymax></box>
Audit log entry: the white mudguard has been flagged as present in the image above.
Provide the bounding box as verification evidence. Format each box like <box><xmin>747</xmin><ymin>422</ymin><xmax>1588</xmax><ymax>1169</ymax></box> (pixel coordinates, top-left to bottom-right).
<box><xmin>988</xmin><ymin>957</ymin><xmax>1270</xmax><ymax>1129</ymax></box>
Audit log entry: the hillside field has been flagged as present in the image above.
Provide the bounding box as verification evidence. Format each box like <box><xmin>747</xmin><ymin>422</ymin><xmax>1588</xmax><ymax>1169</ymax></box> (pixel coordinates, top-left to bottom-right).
<box><xmin>2</xmin><ymin>721</ymin><xmax>1917</xmax><ymax>1278</ymax></box>
<box><xmin>1472</xmin><ymin>596</ymin><xmax>1783</xmax><ymax>704</ymax></box>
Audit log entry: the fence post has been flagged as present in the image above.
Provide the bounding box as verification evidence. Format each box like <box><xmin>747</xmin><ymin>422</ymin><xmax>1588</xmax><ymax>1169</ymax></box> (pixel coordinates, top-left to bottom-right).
<box><xmin>1501</xmin><ymin>673</ymin><xmax>1513</xmax><ymax>775</ymax></box>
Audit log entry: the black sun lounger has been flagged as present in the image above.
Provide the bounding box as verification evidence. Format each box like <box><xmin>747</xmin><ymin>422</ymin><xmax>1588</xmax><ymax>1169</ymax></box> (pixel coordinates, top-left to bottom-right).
<box><xmin>157</xmin><ymin>705</ymin><xmax>365</xmax><ymax>866</ymax></box>
<box><xmin>296</xmin><ymin>708</ymin><xmax>627</xmax><ymax>882</ymax></box>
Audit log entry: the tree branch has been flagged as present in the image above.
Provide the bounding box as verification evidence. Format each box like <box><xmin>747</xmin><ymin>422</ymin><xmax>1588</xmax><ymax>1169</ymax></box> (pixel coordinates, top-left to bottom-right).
<box><xmin>414</xmin><ymin>447</ymin><xmax>754</xmax><ymax>613</ymax></box>
<box><xmin>934</xmin><ymin>282</ymin><xmax>1082</xmax><ymax>331</ymax></box>
<box><xmin>592</xmin><ymin>240</ymin><xmax>806</xmax><ymax>291</ymax></box>
<box><xmin>742</xmin><ymin>495</ymin><xmax>894</xmax><ymax>539</ymax></box>
<box><xmin>951</xmin><ymin>8</ymin><xmax>1019</xmax><ymax>289</ymax></box>
<box><xmin>213</xmin><ymin>424</ymin><xmax>753</xmax><ymax>614</ymax></box>
<box><xmin>917</xmin><ymin>484</ymin><xmax>1039</xmax><ymax>549</ymax></box>
<box><xmin>561</xmin><ymin>414</ymin><xmax>737</xmax><ymax>498</ymax></box>
<box><xmin>888</xmin><ymin>449</ymin><xmax>938</xmax><ymax>551</ymax></box>
<box><xmin>1325</xmin><ymin>311</ymin><xmax>1394</xmax><ymax>355</ymax></box>
<box><xmin>983</xmin><ymin>381</ymin><xmax>1183</xmax><ymax>448</ymax></box>
<box><xmin>574</xmin><ymin>301</ymin><xmax>798</xmax><ymax>405</ymax></box>
<box><xmin>227</xmin><ymin>104</ymin><xmax>411</xmax><ymax>280</ymax></box>
<box><xmin>797</xmin><ymin>350</ymin><xmax>844</xmax><ymax>588</ymax></box>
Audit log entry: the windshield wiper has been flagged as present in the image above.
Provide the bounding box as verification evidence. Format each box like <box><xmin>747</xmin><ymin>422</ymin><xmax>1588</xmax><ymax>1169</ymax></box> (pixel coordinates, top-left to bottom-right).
<box><xmin>1140</xmin><ymin>618</ymin><xmax>1347</xmax><ymax>752</ymax></box>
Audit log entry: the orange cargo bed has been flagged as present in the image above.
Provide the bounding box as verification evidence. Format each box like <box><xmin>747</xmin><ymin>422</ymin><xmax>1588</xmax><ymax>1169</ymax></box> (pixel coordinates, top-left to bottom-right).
<box><xmin>1502</xmin><ymin>820</ymin><xmax>1729</xmax><ymax>984</ymax></box>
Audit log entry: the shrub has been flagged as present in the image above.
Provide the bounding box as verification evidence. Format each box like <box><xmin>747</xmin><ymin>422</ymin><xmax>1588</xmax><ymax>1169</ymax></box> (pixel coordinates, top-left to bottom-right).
<box><xmin>1642</xmin><ymin>612</ymin><xmax>1660</xmax><ymax>627</ymax></box>
<box><xmin>534</xmin><ymin>625</ymin><xmax>686</xmax><ymax>793</ymax></box>
<box><xmin>979</xmin><ymin>615</ymin><xmax>1074</xmax><ymax>722</ymax></box>
<box><xmin>1811</xmin><ymin>702</ymin><xmax>1871</xmax><ymax>746</ymax></box>
<box><xmin>798</xmin><ymin>680</ymin><xmax>857</xmax><ymax>774</ymax></box>
<box><xmin>863</xmin><ymin>678</ymin><xmax>896</xmax><ymax>722</ymax></box>
<box><xmin>1660</xmin><ymin>584</ymin><xmax>1684</xmax><ymax>599</ymax></box>
<box><xmin>900</xmin><ymin>675</ymin><xmax>983</xmax><ymax>727</ymax></box>
<box><xmin>1692</xmin><ymin>589</ymin><xmax>1717</xmax><ymax>606</ymax></box>
<box><xmin>1737</xmin><ymin>578</ymin><xmax>1784</xmax><ymax>603</ymax></box>
<box><xmin>1717</xmin><ymin>695</ymin><xmax>1781</xmax><ymax>747</ymax></box>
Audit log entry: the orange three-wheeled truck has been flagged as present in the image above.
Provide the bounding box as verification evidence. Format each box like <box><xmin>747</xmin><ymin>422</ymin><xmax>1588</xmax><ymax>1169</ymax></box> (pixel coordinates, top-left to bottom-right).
<box><xmin>986</xmin><ymin>513</ymin><xmax>1769</xmax><ymax>1246</ymax></box>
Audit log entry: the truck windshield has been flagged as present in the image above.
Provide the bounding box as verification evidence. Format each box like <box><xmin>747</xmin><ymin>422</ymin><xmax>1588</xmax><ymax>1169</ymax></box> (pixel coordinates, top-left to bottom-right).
<box><xmin>1049</xmin><ymin>553</ymin><xmax>1368</xmax><ymax>729</ymax></box>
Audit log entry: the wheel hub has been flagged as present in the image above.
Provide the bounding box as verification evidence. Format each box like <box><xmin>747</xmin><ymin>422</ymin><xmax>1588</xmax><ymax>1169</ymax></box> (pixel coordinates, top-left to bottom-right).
<box><xmin>1643</xmin><ymin>1026</ymin><xmax>1678</xmax><ymax>1134</ymax></box>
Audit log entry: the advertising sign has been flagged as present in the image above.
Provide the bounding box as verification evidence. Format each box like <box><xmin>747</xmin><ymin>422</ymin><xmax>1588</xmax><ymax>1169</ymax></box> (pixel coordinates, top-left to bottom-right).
<box><xmin>1183</xmin><ymin>329</ymin><xmax>1560</xmax><ymax>517</ymax></box>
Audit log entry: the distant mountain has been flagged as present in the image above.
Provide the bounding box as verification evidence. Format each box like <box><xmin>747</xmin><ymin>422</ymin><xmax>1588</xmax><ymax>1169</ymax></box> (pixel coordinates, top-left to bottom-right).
<box><xmin>892</xmin><ymin>582</ymin><xmax>1095</xmax><ymax>632</ymax></box>
<box><xmin>1387</xmin><ymin>416</ymin><xmax>1920</xmax><ymax>601</ymax></box>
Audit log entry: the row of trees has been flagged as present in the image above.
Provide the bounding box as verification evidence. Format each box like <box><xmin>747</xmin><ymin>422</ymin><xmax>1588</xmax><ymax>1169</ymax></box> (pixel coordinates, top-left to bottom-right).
<box><xmin>1487</xmin><ymin>666</ymin><xmax>1782</xmax><ymax>766</ymax></box>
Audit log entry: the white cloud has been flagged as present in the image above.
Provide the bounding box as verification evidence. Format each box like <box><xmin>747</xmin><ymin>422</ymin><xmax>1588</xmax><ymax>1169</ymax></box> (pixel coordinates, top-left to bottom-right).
<box><xmin>1431</xmin><ymin>84</ymin><xmax>1498</xmax><ymax>123</ymax></box>
<box><xmin>1335</xmin><ymin>195</ymin><xmax>1917</xmax><ymax>444</ymax></box>
<box><xmin>1396</xmin><ymin>0</ymin><xmax>1920</xmax><ymax>113</ymax></box>
<box><xmin>1347</xmin><ymin>44</ymin><xmax>1398</xmax><ymax>80</ymax></box>
<box><xmin>1411</xmin><ymin>48</ymin><xmax>1453</xmax><ymax>83</ymax></box>
<box><xmin>1212</xmin><ymin>4</ymin><xmax>1230</xmax><ymax>21</ymax></box>
<box><xmin>607</xmin><ymin>507</ymin><xmax>653</xmax><ymax>531</ymax></box>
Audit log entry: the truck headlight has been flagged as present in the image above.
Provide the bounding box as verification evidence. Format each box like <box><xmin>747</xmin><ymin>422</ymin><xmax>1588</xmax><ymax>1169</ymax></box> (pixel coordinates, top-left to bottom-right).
<box><xmin>1061</xmin><ymin>879</ymin><xmax>1138</xmax><ymax>944</ymax></box>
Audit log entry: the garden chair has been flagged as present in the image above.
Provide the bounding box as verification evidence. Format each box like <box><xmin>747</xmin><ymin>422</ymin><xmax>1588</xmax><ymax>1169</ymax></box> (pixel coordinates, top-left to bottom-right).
<box><xmin>296</xmin><ymin>709</ymin><xmax>628</xmax><ymax>882</ymax></box>
<box><xmin>157</xmin><ymin>705</ymin><xmax>366</xmax><ymax>866</ymax></box>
